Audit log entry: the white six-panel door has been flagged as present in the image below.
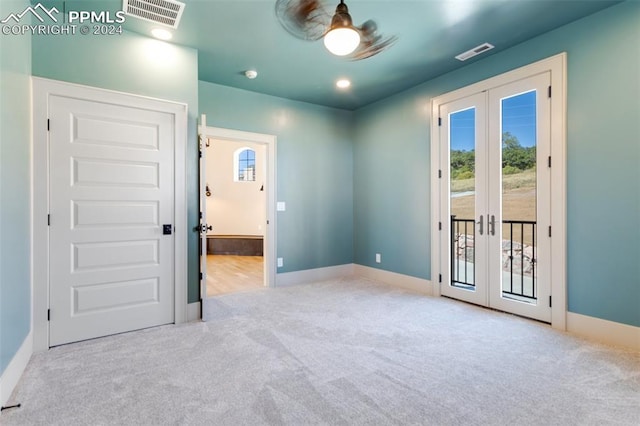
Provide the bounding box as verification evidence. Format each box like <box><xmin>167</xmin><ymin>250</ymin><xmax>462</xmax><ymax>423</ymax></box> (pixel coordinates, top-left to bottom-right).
<box><xmin>49</xmin><ymin>94</ymin><xmax>175</xmax><ymax>346</ymax></box>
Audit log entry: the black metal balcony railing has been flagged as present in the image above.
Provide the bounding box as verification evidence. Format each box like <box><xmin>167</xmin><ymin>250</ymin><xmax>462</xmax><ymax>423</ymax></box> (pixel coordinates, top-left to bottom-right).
<box><xmin>502</xmin><ymin>220</ymin><xmax>537</xmax><ymax>301</ymax></box>
<box><xmin>451</xmin><ymin>216</ymin><xmax>537</xmax><ymax>302</ymax></box>
<box><xmin>450</xmin><ymin>216</ymin><xmax>475</xmax><ymax>288</ymax></box>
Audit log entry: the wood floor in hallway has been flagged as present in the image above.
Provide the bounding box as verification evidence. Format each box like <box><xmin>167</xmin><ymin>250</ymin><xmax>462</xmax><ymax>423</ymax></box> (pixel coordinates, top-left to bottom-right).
<box><xmin>206</xmin><ymin>255</ymin><xmax>264</xmax><ymax>297</ymax></box>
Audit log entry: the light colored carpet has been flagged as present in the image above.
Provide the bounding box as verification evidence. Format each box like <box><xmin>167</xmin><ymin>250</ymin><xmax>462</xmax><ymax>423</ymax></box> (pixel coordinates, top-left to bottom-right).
<box><xmin>2</xmin><ymin>277</ymin><xmax>639</xmax><ymax>425</ymax></box>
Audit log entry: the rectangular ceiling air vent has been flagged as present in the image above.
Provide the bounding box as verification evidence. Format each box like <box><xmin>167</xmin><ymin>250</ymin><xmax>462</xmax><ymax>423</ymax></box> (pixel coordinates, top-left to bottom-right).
<box><xmin>123</xmin><ymin>0</ymin><xmax>185</xmax><ymax>29</ymax></box>
<box><xmin>455</xmin><ymin>43</ymin><xmax>495</xmax><ymax>61</ymax></box>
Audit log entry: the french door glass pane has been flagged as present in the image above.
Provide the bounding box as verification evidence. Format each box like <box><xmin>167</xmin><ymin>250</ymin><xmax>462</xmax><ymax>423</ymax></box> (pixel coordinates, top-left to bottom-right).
<box><xmin>500</xmin><ymin>91</ymin><xmax>537</xmax><ymax>303</ymax></box>
<box><xmin>450</xmin><ymin>108</ymin><xmax>476</xmax><ymax>289</ymax></box>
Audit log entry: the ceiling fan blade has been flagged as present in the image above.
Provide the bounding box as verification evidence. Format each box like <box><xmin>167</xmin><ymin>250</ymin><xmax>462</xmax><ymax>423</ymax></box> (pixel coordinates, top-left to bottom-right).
<box><xmin>349</xmin><ymin>19</ymin><xmax>397</xmax><ymax>60</ymax></box>
<box><xmin>275</xmin><ymin>0</ymin><xmax>331</xmax><ymax>41</ymax></box>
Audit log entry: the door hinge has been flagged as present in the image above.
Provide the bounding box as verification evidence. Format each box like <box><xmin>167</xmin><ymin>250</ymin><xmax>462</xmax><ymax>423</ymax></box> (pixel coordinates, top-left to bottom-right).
<box><xmin>199</xmin><ymin>272</ymin><xmax>203</xmax><ymax>280</ymax></box>
<box><xmin>438</xmin><ymin>117</ymin><xmax>442</xmax><ymax>126</ymax></box>
<box><xmin>438</xmin><ymin>169</ymin><xmax>442</xmax><ymax>178</ymax></box>
<box><xmin>548</xmin><ymin>226</ymin><xmax>552</xmax><ymax>237</ymax></box>
<box><xmin>199</xmin><ymin>212</ymin><xmax>202</xmax><ymax>219</ymax></box>
<box><xmin>47</xmin><ymin>309</ymin><xmax>50</xmax><ymax>321</ymax></box>
<box><xmin>199</xmin><ymin>150</ymin><xmax>202</xmax><ymax>158</ymax></box>
<box><xmin>438</xmin><ymin>221</ymin><xmax>442</xmax><ymax>231</ymax></box>
<box><xmin>266</xmin><ymin>220</ymin><xmax>270</xmax><ymax>225</ymax></box>
<box><xmin>549</xmin><ymin>296</ymin><xmax>552</xmax><ymax>308</ymax></box>
<box><xmin>438</xmin><ymin>274</ymin><xmax>442</xmax><ymax>283</ymax></box>
<box><xmin>548</xmin><ymin>86</ymin><xmax>552</xmax><ymax>98</ymax></box>
<box><xmin>47</xmin><ymin>119</ymin><xmax>50</xmax><ymax>131</ymax></box>
<box><xmin>548</xmin><ymin>156</ymin><xmax>552</xmax><ymax>168</ymax></box>
<box><xmin>47</xmin><ymin>214</ymin><xmax>50</xmax><ymax>226</ymax></box>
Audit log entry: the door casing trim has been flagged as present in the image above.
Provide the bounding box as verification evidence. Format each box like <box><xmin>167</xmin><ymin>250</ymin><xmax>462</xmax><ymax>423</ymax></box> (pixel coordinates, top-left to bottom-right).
<box><xmin>430</xmin><ymin>53</ymin><xmax>567</xmax><ymax>330</ymax></box>
<box><xmin>32</xmin><ymin>77</ymin><xmax>188</xmax><ymax>351</ymax></box>
<box><xmin>197</xmin><ymin>123</ymin><xmax>277</xmax><ymax>295</ymax></box>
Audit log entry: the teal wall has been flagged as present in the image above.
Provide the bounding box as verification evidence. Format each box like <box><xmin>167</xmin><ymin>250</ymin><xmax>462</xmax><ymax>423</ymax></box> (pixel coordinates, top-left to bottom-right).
<box><xmin>353</xmin><ymin>91</ymin><xmax>432</xmax><ymax>280</ymax></box>
<box><xmin>353</xmin><ymin>0</ymin><xmax>640</xmax><ymax>327</ymax></box>
<box><xmin>199</xmin><ymin>82</ymin><xmax>354</xmax><ymax>272</ymax></box>
<box><xmin>31</xmin><ymin>30</ymin><xmax>202</xmax><ymax>303</ymax></box>
<box><xmin>0</xmin><ymin>0</ymin><xmax>32</xmax><ymax>375</ymax></box>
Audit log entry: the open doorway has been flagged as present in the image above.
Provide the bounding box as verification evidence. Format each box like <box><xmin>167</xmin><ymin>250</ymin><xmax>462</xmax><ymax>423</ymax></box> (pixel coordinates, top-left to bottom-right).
<box><xmin>205</xmin><ymin>138</ymin><xmax>266</xmax><ymax>296</ymax></box>
<box><xmin>198</xmin><ymin>118</ymin><xmax>276</xmax><ymax>314</ymax></box>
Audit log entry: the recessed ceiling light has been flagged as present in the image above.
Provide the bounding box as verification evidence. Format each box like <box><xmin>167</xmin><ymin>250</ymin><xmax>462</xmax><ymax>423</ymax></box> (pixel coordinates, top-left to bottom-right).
<box><xmin>336</xmin><ymin>79</ymin><xmax>351</xmax><ymax>89</ymax></box>
<box><xmin>151</xmin><ymin>28</ymin><xmax>173</xmax><ymax>41</ymax></box>
<box><xmin>245</xmin><ymin>70</ymin><xmax>258</xmax><ymax>79</ymax></box>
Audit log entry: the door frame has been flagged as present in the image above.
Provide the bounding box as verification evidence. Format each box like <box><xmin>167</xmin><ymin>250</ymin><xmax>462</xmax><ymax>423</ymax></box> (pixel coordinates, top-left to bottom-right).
<box><xmin>430</xmin><ymin>53</ymin><xmax>567</xmax><ymax>330</ymax></box>
<box><xmin>32</xmin><ymin>77</ymin><xmax>189</xmax><ymax>351</ymax></box>
<box><xmin>197</xmin><ymin>123</ymin><xmax>277</xmax><ymax>296</ymax></box>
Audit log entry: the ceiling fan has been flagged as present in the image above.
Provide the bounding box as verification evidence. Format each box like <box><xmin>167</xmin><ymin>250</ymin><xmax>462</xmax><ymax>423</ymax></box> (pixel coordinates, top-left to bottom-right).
<box><xmin>275</xmin><ymin>0</ymin><xmax>397</xmax><ymax>60</ymax></box>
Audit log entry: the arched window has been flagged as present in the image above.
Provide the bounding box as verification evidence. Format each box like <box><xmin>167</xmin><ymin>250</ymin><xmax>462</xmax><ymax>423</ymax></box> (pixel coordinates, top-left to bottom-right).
<box><xmin>234</xmin><ymin>148</ymin><xmax>256</xmax><ymax>182</ymax></box>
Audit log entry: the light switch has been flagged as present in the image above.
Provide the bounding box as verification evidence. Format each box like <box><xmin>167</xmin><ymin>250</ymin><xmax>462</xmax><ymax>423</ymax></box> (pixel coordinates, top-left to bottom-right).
<box><xmin>277</xmin><ymin>202</ymin><xmax>286</xmax><ymax>211</ymax></box>
<box><xmin>277</xmin><ymin>258</ymin><xmax>284</xmax><ymax>268</ymax></box>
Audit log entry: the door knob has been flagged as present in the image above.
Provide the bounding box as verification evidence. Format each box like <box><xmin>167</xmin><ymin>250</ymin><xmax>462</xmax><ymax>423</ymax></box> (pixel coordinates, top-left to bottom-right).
<box><xmin>489</xmin><ymin>215</ymin><xmax>496</xmax><ymax>236</ymax></box>
<box><xmin>477</xmin><ymin>215</ymin><xmax>484</xmax><ymax>235</ymax></box>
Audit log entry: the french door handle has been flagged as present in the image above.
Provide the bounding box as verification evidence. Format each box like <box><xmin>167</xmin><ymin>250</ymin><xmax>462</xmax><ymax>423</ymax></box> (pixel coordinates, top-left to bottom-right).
<box><xmin>489</xmin><ymin>215</ymin><xmax>496</xmax><ymax>236</ymax></box>
<box><xmin>477</xmin><ymin>215</ymin><xmax>484</xmax><ymax>235</ymax></box>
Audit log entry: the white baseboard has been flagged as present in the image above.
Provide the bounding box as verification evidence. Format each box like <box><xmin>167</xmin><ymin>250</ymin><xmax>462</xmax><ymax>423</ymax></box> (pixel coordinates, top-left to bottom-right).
<box><xmin>0</xmin><ymin>331</ymin><xmax>33</xmax><ymax>408</ymax></box>
<box><xmin>187</xmin><ymin>302</ymin><xmax>201</xmax><ymax>322</ymax></box>
<box><xmin>274</xmin><ymin>263</ymin><xmax>433</xmax><ymax>295</ymax></box>
<box><xmin>276</xmin><ymin>264</ymin><xmax>354</xmax><ymax>287</ymax></box>
<box><xmin>567</xmin><ymin>312</ymin><xmax>640</xmax><ymax>350</ymax></box>
<box><xmin>353</xmin><ymin>265</ymin><xmax>433</xmax><ymax>296</ymax></box>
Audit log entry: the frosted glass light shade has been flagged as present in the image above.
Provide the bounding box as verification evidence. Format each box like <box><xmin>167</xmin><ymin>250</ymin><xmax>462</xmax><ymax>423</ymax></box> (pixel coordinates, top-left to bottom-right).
<box><xmin>324</xmin><ymin>27</ymin><xmax>360</xmax><ymax>56</ymax></box>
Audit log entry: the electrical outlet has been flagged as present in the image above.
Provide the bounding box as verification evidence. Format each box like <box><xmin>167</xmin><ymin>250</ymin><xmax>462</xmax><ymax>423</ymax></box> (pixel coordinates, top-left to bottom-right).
<box><xmin>375</xmin><ymin>253</ymin><xmax>381</xmax><ymax>263</ymax></box>
<box><xmin>277</xmin><ymin>257</ymin><xmax>284</xmax><ymax>268</ymax></box>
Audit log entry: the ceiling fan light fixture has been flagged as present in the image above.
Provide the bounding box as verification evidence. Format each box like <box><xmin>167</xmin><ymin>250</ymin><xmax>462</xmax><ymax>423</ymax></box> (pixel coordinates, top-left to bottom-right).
<box><xmin>324</xmin><ymin>28</ymin><xmax>360</xmax><ymax>56</ymax></box>
<box><xmin>324</xmin><ymin>1</ymin><xmax>360</xmax><ymax>56</ymax></box>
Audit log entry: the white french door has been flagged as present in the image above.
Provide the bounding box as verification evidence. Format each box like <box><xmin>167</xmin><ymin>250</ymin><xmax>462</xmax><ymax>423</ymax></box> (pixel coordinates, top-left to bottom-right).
<box><xmin>439</xmin><ymin>93</ymin><xmax>488</xmax><ymax>307</ymax></box>
<box><xmin>438</xmin><ymin>73</ymin><xmax>552</xmax><ymax>323</ymax></box>
<box><xmin>487</xmin><ymin>74</ymin><xmax>551</xmax><ymax>321</ymax></box>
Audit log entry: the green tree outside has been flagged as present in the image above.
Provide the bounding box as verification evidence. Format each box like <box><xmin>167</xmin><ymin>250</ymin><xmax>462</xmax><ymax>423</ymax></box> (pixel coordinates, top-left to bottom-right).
<box><xmin>450</xmin><ymin>132</ymin><xmax>536</xmax><ymax>179</ymax></box>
